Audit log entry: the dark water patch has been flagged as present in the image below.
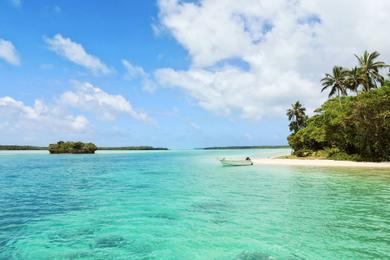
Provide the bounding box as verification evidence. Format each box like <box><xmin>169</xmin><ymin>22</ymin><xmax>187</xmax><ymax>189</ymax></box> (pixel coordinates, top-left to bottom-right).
<box><xmin>0</xmin><ymin>236</ymin><xmax>10</xmax><ymax>251</ymax></box>
<box><xmin>0</xmin><ymin>220</ymin><xmax>30</xmax><ymax>233</ymax></box>
<box><xmin>141</xmin><ymin>170</ymin><xmax>164</xmax><ymax>175</ymax></box>
<box><xmin>47</xmin><ymin>231</ymin><xmax>86</xmax><ymax>244</ymax></box>
<box><xmin>287</xmin><ymin>253</ymin><xmax>307</xmax><ymax>260</ymax></box>
<box><xmin>0</xmin><ymin>204</ymin><xmax>90</xmax><ymax>232</ymax></box>
<box><xmin>76</xmin><ymin>227</ymin><xmax>96</xmax><ymax>236</ymax></box>
<box><xmin>211</xmin><ymin>218</ymin><xmax>229</xmax><ymax>225</ymax></box>
<box><xmin>0</xmin><ymin>174</ymin><xmax>93</xmax><ymax>254</ymax></box>
<box><xmin>62</xmin><ymin>250</ymin><xmax>93</xmax><ymax>260</ymax></box>
<box><xmin>149</xmin><ymin>212</ymin><xmax>178</xmax><ymax>221</ymax></box>
<box><xmin>125</xmin><ymin>239</ymin><xmax>154</xmax><ymax>257</ymax></box>
<box><xmin>94</xmin><ymin>235</ymin><xmax>127</xmax><ymax>248</ymax></box>
<box><xmin>131</xmin><ymin>184</ymin><xmax>151</xmax><ymax>190</ymax></box>
<box><xmin>190</xmin><ymin>201</ymin><xmax>231</xmax><ymax>214</ymax></box>
<box><xmin>237</xmin><ymin>251</ymin><xmax>275</xmax><ymax>260</ymax></box>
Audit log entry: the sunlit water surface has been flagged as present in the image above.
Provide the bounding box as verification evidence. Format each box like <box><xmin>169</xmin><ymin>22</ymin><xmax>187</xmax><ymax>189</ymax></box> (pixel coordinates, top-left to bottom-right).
<box><xmin>0</xmin><ymin>149</ymin><xmax>389</xmax><ymax>259</ymax></box>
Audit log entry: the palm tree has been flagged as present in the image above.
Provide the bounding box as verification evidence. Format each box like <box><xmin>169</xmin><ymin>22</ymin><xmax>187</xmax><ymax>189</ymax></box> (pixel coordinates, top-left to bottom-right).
<box><xmin>287</xmin><ymin>101</ymin><xmax>308</xmax><ymax>134</ymax></box>
<box><xmin>345</xmin><ymin>67</ymin><xmax>363</xmax><ymax>93</ymax></box>
<box><xmin>321</xmin><ymin>66</ymin><xmax>349</xmax><ymax>98</ymax></box>
<box><xmin>355</xmin><ymin>50</ymin><xmax>388</xmax><ymax>91</ymax></box>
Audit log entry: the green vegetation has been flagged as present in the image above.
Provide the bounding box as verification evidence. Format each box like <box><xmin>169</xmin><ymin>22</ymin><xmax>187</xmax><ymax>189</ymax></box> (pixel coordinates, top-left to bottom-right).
<box><xmin>0</xmin><ymin>145</ymin><xmax>46</xmax><ymax>150</ymax></box>
<box><xmin>97</xmin><ymin>146</ymin><xmax>168</xmax><ymax>150</ymax></box>
<box><xmin>0</xmin><ymin>144</ymin><xmax>168</xmax><ymax>151</ymax></box>
<box><xmin>203</xmin><ymin>145</ymin><xmax>289</xmax><ymax>150</ymax></box>
<box><xmin>49</xmin><ymin>141</ymin><xmax>97</xmax><ymax>154</ymax></box>
<box><xmin>321</xmin><ymin>51</ymin><xmax>388</xmax><ymax>97</ymax></box>
<box><xmin>287</xmin><ymin>51</ymin><xmax>390</xmax><ymax>162</ymax></box>
<box><xmin>286</xmin><ymin>101</ymin><xmax>308</xmax><ymax>134</ymax></box>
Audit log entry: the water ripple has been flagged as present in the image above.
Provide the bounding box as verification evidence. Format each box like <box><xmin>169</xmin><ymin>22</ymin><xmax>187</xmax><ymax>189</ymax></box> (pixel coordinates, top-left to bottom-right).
<box><xmin>0</xmin><ymin>150</ymin><xmax>389</xmax><ymax>259</ymax></box>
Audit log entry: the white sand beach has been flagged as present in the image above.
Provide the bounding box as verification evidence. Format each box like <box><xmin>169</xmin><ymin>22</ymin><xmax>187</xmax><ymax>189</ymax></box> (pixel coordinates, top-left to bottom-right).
<box><xmin>253</xmin><ymin>158</ymin><xmax>390</xmax><ymax>169</ymax></box>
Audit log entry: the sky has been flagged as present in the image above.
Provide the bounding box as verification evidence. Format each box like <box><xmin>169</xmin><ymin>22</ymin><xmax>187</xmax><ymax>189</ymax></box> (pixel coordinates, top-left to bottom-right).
<box><xmin>1</xmin><ymin>0</ymin><xmax>390</xmax><ymax>148</ymax></box>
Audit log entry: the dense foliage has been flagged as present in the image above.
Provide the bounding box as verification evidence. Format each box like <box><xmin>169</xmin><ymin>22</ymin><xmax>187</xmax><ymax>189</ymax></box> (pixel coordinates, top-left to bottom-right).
<box><xmin>288</xmin><ymin>82</ymin><xmax>390</xmax><ymax>161</ymax></box>
<box><xmin>287</xmin><ymin>51</ymin><xmax>390</xmax><ymax>162</ymax></box>
<box><xmin>49</xmin><ymin>141</ymin><xmax>97</xmax><ymax>154</ymax></box>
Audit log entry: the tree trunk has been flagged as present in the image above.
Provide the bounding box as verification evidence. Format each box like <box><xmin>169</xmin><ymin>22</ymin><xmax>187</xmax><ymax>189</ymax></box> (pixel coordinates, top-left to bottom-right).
<box><xmin>338</xmin><ymin>90</ymin><xmax>342</xmax><ymax>109</ymax></box>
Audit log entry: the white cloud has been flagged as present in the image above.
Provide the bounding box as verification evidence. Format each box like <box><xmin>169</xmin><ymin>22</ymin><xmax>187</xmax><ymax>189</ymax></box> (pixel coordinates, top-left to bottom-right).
<box><xmin>156</xmin><ymin>66</ymin><xmax>319</xmax><ymax>118</ymax></box>
<box><xmin>0</xmin><ymin>96</ymin><xmax>89</xmax><ymax>134</ymax></box>
<box><xmin>45</xmin><ymin>34</ymin><xmax>111</xmax><ymax>75</ymax></box>
<box><xmin>0</xmin><ymin>82</ymin><xmax>153</xmax><ymax>143</ymax></box>
<box><xmin>61</xmin><ymin>81</ymin><xmax>152</xmax><ymax>122</ymax></box>
<box><xmin>122</xmin><ymin>59</ymin><xmax>157</xmax><ymax>92</ymax></box>
<box><xmin>0</xmin><ymin>39</ymin><xmax>21</xmax><ymax>65</ymax></box>
<box><xmin>0</xmin><ymin>79</ymin><xmax>155</xmax><ymax>144</ymax></box>
<box><xmin>122</xmin><ymin>59</ymin><xmax>147</xmax><ymax>79</ymax></box>
<box><xmin>155</xmin><ymin>0</ymin><xmax>390</xmax><ymax>119</ymax></box>
<box><xmin>151</xmin><ymin>23</ymin><xmax>166</xmax><ymax>37</ymax></box>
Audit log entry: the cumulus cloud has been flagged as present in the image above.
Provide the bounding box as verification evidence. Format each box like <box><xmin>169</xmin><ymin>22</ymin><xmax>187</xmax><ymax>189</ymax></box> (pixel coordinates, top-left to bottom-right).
<box><xmin>61</xmin><ymin>81</ymin><xmax>152</xmax><ymax>122</ymax></box>
<box><xmin>0</xmin><ymin>82</ymin><xmax>153</xmax><ymax>143</ymax></box>
<box><xmin>122</xmin><ymin>59</ymin><xmax>157</xmax><ymax>92</ymax></box>
<box><xmin>45</xmin><ymin>34</ymin><xmax>111</xmax><ymax>75</ymax></box>
<box><xmin>0</xmin><ymin>96</ymin><xmax>89</xmax><ymax>135</ymax></box>
<box><xmin>155</xmin><ymin>0</ymin><xmax>390</xmax><ymax>118</ymax></box>
<box><xmin>156</xmin><ymin>66</ymin><xmax>319</xmax><ymax>118</ymax></box>
<box><xmin>0</xmin><ymin>39</ymin><xmax>21</xmax><ymax>65</ymax></box>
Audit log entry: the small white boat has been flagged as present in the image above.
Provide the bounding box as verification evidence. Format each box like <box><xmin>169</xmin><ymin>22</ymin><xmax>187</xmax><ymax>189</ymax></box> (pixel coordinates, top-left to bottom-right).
<box><xmin>219</xmin><ymin>157</ymin><xmax>253</xmax><ymax>166</ymax></box>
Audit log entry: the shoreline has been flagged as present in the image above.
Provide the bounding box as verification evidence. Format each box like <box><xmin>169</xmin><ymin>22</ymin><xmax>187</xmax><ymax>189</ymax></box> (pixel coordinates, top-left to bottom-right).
<box><xmin>252</xmin><ymin>158</ymin><xmax>390</xmax><ymax>169</ymax></box>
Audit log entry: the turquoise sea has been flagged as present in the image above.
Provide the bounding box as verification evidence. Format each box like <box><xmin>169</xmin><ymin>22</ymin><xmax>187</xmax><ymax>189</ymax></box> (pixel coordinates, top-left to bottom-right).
<box><xmin>0</xmin><ymin>149</ymin><xmax>389</xmax><ymax>259</ymax></box>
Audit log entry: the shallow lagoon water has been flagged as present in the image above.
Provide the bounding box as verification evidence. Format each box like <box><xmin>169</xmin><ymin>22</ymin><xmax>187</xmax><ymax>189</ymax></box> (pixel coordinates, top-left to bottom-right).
<box><xmin>0</xmin><ymin>149</ymin><xmax>389</xmax><ymax>259</ymax></box>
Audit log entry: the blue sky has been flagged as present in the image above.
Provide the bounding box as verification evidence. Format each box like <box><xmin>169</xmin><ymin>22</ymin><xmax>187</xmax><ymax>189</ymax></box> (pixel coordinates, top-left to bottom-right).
<box><xmin>1</xmin><ymin>0</ymin><xmax>389</xmax><ymax>148</ymax></box>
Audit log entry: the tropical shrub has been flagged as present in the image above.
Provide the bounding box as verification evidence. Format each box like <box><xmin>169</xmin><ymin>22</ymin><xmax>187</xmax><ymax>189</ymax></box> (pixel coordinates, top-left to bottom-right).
<box><xmin>49</xmin><ymin>141</ymin><xmax>97</xmax><ymax>154</ymax></box>
<box><xmin>288</xmin><ymin>85</ymin><xmax>390</xmax><ymax>161</ymax></box>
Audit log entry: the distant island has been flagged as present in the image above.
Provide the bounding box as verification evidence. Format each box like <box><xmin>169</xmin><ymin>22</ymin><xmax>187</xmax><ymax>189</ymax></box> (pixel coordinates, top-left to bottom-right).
<box><xmin>0</xmin><ymin>144</ymin><xmax>168</xmax><ymax>152</ymax></box>
<box><xmin>0</xmin><ymin>145</ymin><xmax>47</xmax><ymax>150</ymax></box>
<box><xmin>97</xmin><ymin>146</ymin><xmax>168</xmax><ymax>151</ymax></box>
<box><xmin>202</xmin><ymin>145</ymin><xmax>289</xmax><ymax>150</ymax></box>
<box><xmin>49</xmin><ymin>141</ymin><xmax>97</xmax><ymax>154</ymax></box>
